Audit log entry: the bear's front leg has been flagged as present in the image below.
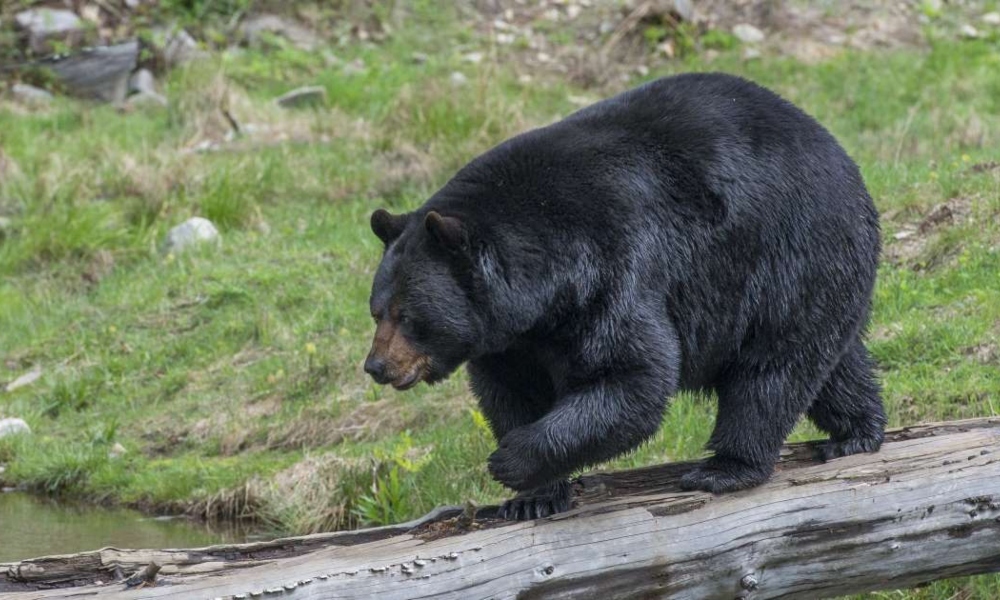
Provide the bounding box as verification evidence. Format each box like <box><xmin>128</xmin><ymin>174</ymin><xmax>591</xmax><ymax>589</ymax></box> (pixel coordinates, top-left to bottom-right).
<box><xmin>488</xmin><ymin>367</ymin><xmax>674</xmax><ymax>503</ymax></box>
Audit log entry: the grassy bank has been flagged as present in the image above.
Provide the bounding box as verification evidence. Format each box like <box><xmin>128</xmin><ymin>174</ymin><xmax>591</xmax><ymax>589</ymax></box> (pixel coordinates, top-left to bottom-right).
<box><xmin>1</xmin><ymin>3</ymin><xmax>999</xmax><ymax>597</ymax></box>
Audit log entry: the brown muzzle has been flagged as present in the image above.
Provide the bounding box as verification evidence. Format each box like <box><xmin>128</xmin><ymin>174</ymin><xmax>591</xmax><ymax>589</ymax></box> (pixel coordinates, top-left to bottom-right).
<box><xmin>364</xmin><ymin>319</ymin><xmax>430</xmax><ymax>390</ymax></box>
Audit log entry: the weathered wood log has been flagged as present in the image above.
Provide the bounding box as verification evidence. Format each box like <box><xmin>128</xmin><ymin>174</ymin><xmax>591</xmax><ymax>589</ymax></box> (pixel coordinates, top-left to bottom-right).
<box><xmin>2</xmin><ymin>417</ymin><xmax>999</xmax><ymax>599</ymax></box>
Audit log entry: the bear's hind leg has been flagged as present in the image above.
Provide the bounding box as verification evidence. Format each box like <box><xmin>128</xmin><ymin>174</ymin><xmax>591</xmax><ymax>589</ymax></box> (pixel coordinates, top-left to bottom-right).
<box><xmin>808</xmin><ymin>337</ymin><xmax>886</xmax><ymax>461</ymax></box>
<box><xmin>680</xmin><ymin>363</ymin><xmax>819</xmax><ymax>493</ymax></box>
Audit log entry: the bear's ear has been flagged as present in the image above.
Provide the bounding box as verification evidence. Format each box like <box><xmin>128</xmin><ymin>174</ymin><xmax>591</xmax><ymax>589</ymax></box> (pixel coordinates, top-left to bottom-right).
<box><xmin>371</xmin><ymin>209</ymin><xmax>408</xmax><ymax>245</ymax></box>
<box><xmin>424</xmin><ymin>211</ymin><xmax>468</xmax><ymax>254</ymax></box>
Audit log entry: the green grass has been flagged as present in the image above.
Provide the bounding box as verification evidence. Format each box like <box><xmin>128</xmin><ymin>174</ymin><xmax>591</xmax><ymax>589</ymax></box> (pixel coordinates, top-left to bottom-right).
<box><xmin>1</xmin><ymin>7</ymin><xmax>999</xmax><ymax>597</ymax></box>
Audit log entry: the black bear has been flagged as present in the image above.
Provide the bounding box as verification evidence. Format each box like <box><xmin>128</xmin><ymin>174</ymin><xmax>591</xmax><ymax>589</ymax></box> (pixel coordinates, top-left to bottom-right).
<box><xmin>364</xmin><ymin>72</ymin><xmax>885</xmax><ymax>520</ymax></box>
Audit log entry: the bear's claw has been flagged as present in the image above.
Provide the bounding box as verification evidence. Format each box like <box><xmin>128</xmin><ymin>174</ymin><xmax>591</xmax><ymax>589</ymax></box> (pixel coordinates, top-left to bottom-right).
<box><xmin>497</xmin><ymin>481</ymin><xmax>572</xmax><ymax>521</ymax></box>
<box><xmin>816</xmin><ymin>433</ymin><xmax>884</xmax><ymax>461</ymax></box>
<box><xmin>679</xmin><ymin>456</ymin><xmax>772</xmax><ymax>494</ymax></box>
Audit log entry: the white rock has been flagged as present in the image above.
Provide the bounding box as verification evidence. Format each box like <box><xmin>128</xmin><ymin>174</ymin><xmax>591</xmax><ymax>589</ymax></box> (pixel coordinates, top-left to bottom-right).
<box><xmin>15</xmin><ymin>8</ymin><xmax>84</xmax><ymax>54</ymax></box>
<box><xmin>129</xmin><ymin>68</ymin><xmax>157</xmax><ymax>95</ymax></box>
<box><xmin>983</xmin><ymin>12</ymin><xmax>1000</xmax><ymax>26</ymax></box>
<box><xmin>961</xmin><ymin>24</ymin><xmax>980</xmax><ymax>38</ymax></box>
<box><xmin>163</xmin><ymin>217</ymin><xmax>220</xmax><ymax>254</ymax></box>
<box><xmin>109</xmin><ymin>442</ymin><xmax>127</xmax><ymax>459</ymax></box>
<box><xmin>11</xmin><ymin>83</ymin><xmax>53</xmax><ymax>105</ymax></box>
<box><xmin>449</xmin><ymin>71</ymin><xmax>469</xmax><ymax>87</ymax></box>
<box><xmin>462</xmin><ymin>52</ymin><xmax>484</xmax><ymax>64</ymax></box>
<box><xmin>0</xmin><ymin>418</ymin><xmax>31</xmax><ymax>439</ymax></box>
<box><xmin>732</xmin><ymin>23</ymin><xmax>766</xmax><ymax>44</ymax></box>
<box><xmin>742</xmin><ymin>46</ymin><xmax>762</xmax><ymax>60</ymax></box>
<box><xmin>5</xmin><ymin>368</ymin><xmax>42</xmax><ymax>392</ymax></box>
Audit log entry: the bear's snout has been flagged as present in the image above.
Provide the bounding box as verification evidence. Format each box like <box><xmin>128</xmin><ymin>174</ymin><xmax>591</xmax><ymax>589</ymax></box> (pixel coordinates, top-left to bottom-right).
<box><xmin>365</xmin><ymin>318</ymin><xmax>430</xmax><ymax>390</ymax></box>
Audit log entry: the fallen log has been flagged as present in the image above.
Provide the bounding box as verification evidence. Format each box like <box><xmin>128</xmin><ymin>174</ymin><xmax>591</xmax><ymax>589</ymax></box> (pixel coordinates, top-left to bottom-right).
<box><xmin>2</xmin><ymin>417</ymin><xmax>1000</xmax><ymax>599</ymax></box>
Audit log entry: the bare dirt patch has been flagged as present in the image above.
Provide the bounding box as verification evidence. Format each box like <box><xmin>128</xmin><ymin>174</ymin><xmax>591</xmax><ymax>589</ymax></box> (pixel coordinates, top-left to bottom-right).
<box><xmin>884</xmin><ymin>196</ymin><xmax>981</xmax><ymax>268</ymax></box>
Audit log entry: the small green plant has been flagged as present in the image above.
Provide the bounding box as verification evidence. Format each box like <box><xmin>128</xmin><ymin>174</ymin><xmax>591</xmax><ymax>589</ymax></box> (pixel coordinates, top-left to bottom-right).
<box><xmin>701</xmin><ymin>29</ymin><xmax>739</xmax><ymax>51</ymax></box>
<box><xmin>353</xmin><ymin>432</ymin><xmax>433</xmax><ymax>526</ymax></box>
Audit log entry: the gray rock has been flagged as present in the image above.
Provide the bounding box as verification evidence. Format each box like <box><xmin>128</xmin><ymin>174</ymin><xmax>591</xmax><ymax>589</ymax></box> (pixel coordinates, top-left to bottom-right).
<box><xmin>732</xmin><ymin>23</ymin><xmax>766</xmax><ymax>44</ymax></box>
<box><xmin>5</xmin><ymin>368</ymin><xmax>42</xmax><ymax>393</ymax></box>
<box><xmin>672</xmin><ymin>0</ymin><xmax>694</xmax><ymax>22</ymax></box>
<box><xmin>47</xmin><ymin>41</ymin><xmax>139</xmax><ymax>103</ymax></box>
<box><xmin>275</xmin><ymin>85</ymin><xmax>327</xmax><ymax>109</ymax></box>
<box><xmin>129</xmin><ymin>68</ymin><xmax>157</xmax><ymax>95</ymax></box>
<box><xmin>241</xmin><ymin>14</ymin><xmax>320</xmax><ymax>51</ymax></box>
<box><xmin>149</xmin><ymin>26</ymin><xmax>206</xmax><ymax>67</ymax></box>
<box><xmin>15</xmin><ymin>8</ymin><xmax>84</xmax><ymax>54</ymax></box>
<box><xmin>11</xmin><ymin>83</ymin><xmax>53</xmax><ymax>105</ymax></box>
<box><xmin>163</xmin><ymin>217</ymin><xmax>220</xmax><ymax>254</ymax></box>
<box><xmin>411</xmin><ymin>52</ymin><xmax>429</xmax><ymax>64</ymax></box>
<box><xmin>961</xmin><ymin>24</ymin><xmax>980</xmax><ymax>38</ymax></box>
<box><xmin>983</xmin><ymin>12</ymin><xmax>1000</xmax><ymax>26</ymax></box>
<box><xmin>0</xmin><ymin>418</ymin><xmax>31</xmax><ymax>439</ymax></box>
<box><xmin>449</xmin><ymin>71</ymin><xmax>469</xmax><ymax>88</ymax></box>
<box><xmin>0</xmin><ymin>216</ymin><xmax>11</xmax><ymax>238</ymax></box>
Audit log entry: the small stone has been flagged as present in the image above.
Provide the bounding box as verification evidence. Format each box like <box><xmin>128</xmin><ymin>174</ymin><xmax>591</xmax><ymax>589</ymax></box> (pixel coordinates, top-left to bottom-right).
<box><xmin>0</xmin><ymin>418</ymin><xmax>31</xmax><ymax>439</ymax></box>
<box><xmin>15</xmin><ymin>8</ymin><xmax>84</xmax><ymax>54</ymax></box>
<box><xmin>496</xmin><ymin>33</ymin><xmax>515</xmax><ymax>45</ymax></box>
<box><xmin>462</xmin><ymin>51</ymin><xmax>484</xmax><ymax>64</ymax></box>
<box><xmin>275</xmin><ymin>86</ymin><xmax>327</xmax><ymax>109</ymax></box>
<box><xmin>635</xmin><ymin>65</ymin><xmax>650</xmax><ymax>77</ymax></box>
<box><xmin>5</xmin><ymin>368</ymin><xmax>42</xmax><ymax>392</ymax></box>
<box><xmin>411</xmin><ymin>52</ymin><xmax>429</xmax><ymax>64</ymax></box>
<box><xmin>566</xmin><ymin>5</ymin><xmax>581</xmax><ymax>20</ymax></box>
<box><xmin>129</xmin><ymin>68</ymin><xmax>157</xmax><ymax>96</ymax></box>
<box><xmin>449</xmin><ymin>71</ymin><xmax>469</xmax><ymax>87</ymax></box>
<box><xmin>163</xmin><ymin>217</ymin><xmax>220</xmax><ymax>254</ymax></box>
<box><xmin>10</xmin><ymin>83</ymin><xmax>52</xmax><ymax>106</ymax></box>
<box><xmin>732</xmin><ymin>23</ymin><xmax>766</xmax><ymax>44</ymax></box>
<box><xmin>961</xmin><ymin>24</ymin><xmax>980</xmax><ymax>38</ymax></box>
<box><xmin>983</xmin><ymin>12</ymin><xmax>1000</xmax><ymax>26</ymax></box>
<box><xmin>742</xmin><ymin>46</ymin><xmax>762</xmax><ymax>60</ymax></box>
<box><xmin>108</xmin><ymin>442</ymin><xmax>127</xmax><ymax>459</ymax></box>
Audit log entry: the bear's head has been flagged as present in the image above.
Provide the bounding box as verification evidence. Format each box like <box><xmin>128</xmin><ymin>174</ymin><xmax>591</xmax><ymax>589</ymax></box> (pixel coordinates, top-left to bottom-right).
<box><xmin>364</xmin><ymin>208</ymin><xmax>484</xmax><ymax>390</ymax></box>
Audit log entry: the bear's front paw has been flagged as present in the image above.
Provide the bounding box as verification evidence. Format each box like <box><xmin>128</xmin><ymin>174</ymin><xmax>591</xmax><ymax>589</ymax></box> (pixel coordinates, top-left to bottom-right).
<box><xmin>679</xmin><ymin>456</ymin><xmax>772</xmax><ymax>494</ymax></box>
<box><xmin>487</xmin><ymin>427</ymin><xmax>554</xmax><ymax>491</ymax></box>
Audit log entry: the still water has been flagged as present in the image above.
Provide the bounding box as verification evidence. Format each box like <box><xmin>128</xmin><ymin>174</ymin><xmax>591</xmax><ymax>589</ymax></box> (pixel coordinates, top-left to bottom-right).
<box><xmin>0</xmin><ymin>492</ymin><xmax>251</xmax><ymax>563</ymax></box>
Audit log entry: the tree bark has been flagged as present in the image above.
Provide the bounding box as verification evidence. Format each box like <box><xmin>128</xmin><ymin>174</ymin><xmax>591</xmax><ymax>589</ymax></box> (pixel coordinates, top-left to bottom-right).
<box><xmin>3</xmin><ymin>417</ymin><xmax>1000</xmax><ymax>599</ymax></box>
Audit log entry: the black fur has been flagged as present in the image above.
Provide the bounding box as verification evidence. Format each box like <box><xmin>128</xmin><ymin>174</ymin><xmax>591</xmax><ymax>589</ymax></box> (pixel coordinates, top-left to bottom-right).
<box><xmin>367</xmin><ymin>72</ymin><xmax>886</xmax><ymax>519</ymax></box>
